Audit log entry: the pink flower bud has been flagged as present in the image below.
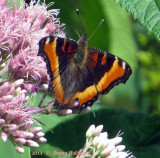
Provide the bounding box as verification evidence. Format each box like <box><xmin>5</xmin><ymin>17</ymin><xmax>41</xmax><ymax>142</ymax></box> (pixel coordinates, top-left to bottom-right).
<box><xmin>0</xmin><ymin>119</ymin><xmax>5</xmax><ymax>126</ymax></box>
<box><xmin>99</xmin><ymin>132</ymin><xmax>108</xmax><ymax>141</ymax></box>
<box><xmin>1</xmin><ymin>63</ymin><xmax>6</xmax><ymax>67</ymax></box>
<box><xmin>93</xmin><ymin>136</ymin><xmax>99</xmax><ymax>147</ymax></box>
<box><xmin>36</xmin><ymin>137</ymin><xmax>47</xmax><ymax>143</ymax></box>
<box><xmin>97</xmin><ymin>139</ymin><xmax>108</xmax><ymax>149</ymax></box>
<box><xmin>110</xmin><ymin>148</ymin><xmax>118</xmax><ymax>156</ymax></box>
<box><xmin>15</xmin><ymin>146</ymin><xmax>25</xmax><ymax>154</ymax></box>
<box><xmin>26</xmin><ymin>140</ymin><xmax>39</xmax><ymax>148</ymax></box>
<box><xmin>34</xmin><ymin>132</ymin><xmax>45</xmax><ymax>139</ymax></box>
<box><xmin>0</xmin><ymin>82</ymin><xmax>10</xmax><ymax>97</ymax></box>
<box><xmin>108</xmin><ymin>137</ymin><xmax>122</xmax><ymax>146</ymax></box>
<box><xmin>116</xmin><ymin>145</ymin><xmax>125</xmax><ymax>152</ymax></box>
<box><xmin>9</xmin><ymin>95</ymin><xmax>27</xmax><ymax>108</ymax></box>
<box><xmin>22</xmin><ymin>83</ymin><xmax>39</xmax><ymax>93</ymax></box>
<box><xmin>65</xmin><ymin>100</ymin><xmax>80</xmax><ymax>109</ymax></box>
<box><xmin>11</xmin><ymin>114</ymin><xmax>30</xmax><ymax>125</ymax></box>
<box><xmin>15</xmin><ymin>138</ymin><xmax>27</xmax><ymax>145</ymax></box>
<box><xmin>107</xmin><ymin>152</ymin><xmax>118</xmax><ymax>158</ymax></box>
<box><xmin>16</xmin><ymin>67</ymin><xmax>27</xmax><ymax>78</ymax></box>
<box><xmin>29</xmin><ymin>127</ymin><xmax>42</xmax><ymax>134</ymax></box>
<box><xmin>24</xmin><ymin>96</ymin><xmax>29</xmax><ymax>102</ymax></box>
<box><xmin>57</xmin><ymin>109</ymin><xmax>73</xmax><ymax>115</ymax></box>
<box><xmin>116</xmin><ymin>152</ymin><xmax>129</xmax><ymax>157</ymax></box>
<box><xmin>7</xmin><ymin>85</ymin><xmax>15</xmax><ymax>95</ymax></box>
<box><xmin>1</xmin><ymin>132</ymin><xmax>8</xmax><ymax>142</ymax></box>
<box><xmin>100</xmin><ymin>145</ymin><xmax>115</xmax><ymax>156</ymax></box>
<box><xmin>19</xmin><ymin>89</ymin><xmax>27</xmax><ymax>95</ymax></box>
<box><xmin>93</xmin><ymin>125</ymin><xmax>103</xmax><ymax>136</ymax></box>
<box><xmin>19</xmin><ymin>120</ymin><xmax>34</xmax><ymax>131</ymax></box>
<box><xmin>0</xmin><ymin>95</ymin><xmax>13</xmax><ymax>103</ymax></box>
<box><xmin>13</xmin><ymin>79</ymin><xmax>24</xmax><ymax>89</ymax></box>
<box><xmin>41</xmin><ymin>84</ymin><xmax>48</xmax><ymax>90</ymax></box>
<box><xmin>3</xmin><ymin>124</ymin><xmax>18</xmax><ymax>132</ymax></box>
<box><xmin>86</xmin><ymin>125</ymin><xmax>95</xmax><ymax>138</ymax></box>
<box><xmin>15</xmin><ymin>87</ymin><xmax>22</xmax><ymax>94</ymax></box>
<box><xmin>0</xmin><ymin>104</ymin><xmax>8</xmax><ymax>115</ymax></box>
<box><xmin>2</xmin><ymin>110</ymin><xmax>19</xmax><ymax>121</ymax></box>
<box><xmin>10</xmin><ymin>130</ymin><xmax>34</xmax><ymax>139</ymax></box>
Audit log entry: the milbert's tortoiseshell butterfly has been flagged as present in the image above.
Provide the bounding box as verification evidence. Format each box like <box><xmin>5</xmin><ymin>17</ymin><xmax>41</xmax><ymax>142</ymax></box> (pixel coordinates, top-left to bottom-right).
<box><xmin>38</xmin><ymin>32</ymin><xmax>132</xmax><ymax>109</ymax></box>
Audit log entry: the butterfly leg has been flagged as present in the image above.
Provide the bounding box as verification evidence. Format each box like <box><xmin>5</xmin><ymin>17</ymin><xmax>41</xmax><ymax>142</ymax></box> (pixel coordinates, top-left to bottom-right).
<box><xmin>53</xmin><ymin>100</ymin><xmax>63</xmax><ymax>109</ymax></box>
<box><xmin>38</xmin><ymin>91</ymin><xmax>48</xmax><ymax>107</ymax></box>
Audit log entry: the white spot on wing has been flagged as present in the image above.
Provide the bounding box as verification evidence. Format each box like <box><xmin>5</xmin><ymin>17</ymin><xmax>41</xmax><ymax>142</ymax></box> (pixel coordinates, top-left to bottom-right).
<box><xmin>45</xmin><ymin>37</ymin><xmax>50</xmax><ymax>44</ymax></box>
<box><xmin>122</xmin><ymin>62</ymin><xmax>126</xmax><ymax>69</ymax></box>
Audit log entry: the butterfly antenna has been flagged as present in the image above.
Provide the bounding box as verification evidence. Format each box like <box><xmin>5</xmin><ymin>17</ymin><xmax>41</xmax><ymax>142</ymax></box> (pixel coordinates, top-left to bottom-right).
<box><xmin>68</xmin><ymin>29</ymin><xmax>80</xmax><ymax>38</ymax></box>
<box><xmin>75</xmin><ymin>29</ymin><xmax>81</xmax><ymax>38</ymax></box>
<box><xmin>88</xmin><ymin>19</ymin><xmax>104</xmax><ymax>41</ymax></box>
<box><xmin>76</xmin><ymin>9</ymin><xmax>86</xmax><ymax>34</ymax></box>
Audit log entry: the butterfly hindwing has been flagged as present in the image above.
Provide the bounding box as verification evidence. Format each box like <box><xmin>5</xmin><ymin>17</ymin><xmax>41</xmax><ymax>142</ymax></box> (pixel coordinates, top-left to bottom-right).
<box><xmin>58</xmin><ymin>46</ymin><xmax>132</xmax><ymax>108</ymax></box>
<box><xmin>60</xmin><ymin>64</ymin><xmax>98</xmax><ymax>106</ymax></box>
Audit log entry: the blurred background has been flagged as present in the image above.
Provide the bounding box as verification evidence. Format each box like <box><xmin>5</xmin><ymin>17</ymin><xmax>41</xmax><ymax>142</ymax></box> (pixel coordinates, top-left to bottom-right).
<box><xmin>42</xmin><ymin>0</ymin><xmax>160</xmax><ymax>114</ymax></box>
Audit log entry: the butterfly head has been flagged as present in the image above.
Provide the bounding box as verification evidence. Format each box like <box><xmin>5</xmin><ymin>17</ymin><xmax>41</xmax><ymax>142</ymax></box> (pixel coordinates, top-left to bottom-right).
<box><xmin>73</xmin><ymin>33</ymin><xmax>88</xmax><ymax>66</ymax></box>
<box><xmin>77</xmin><ymin>33</ymin><xmax>87</xmax><ymax>45</ymax></box>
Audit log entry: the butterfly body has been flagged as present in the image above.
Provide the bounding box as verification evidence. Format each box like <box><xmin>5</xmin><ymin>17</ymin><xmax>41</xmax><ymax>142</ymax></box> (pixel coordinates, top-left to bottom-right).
<box><xmin>73</xmin><ymin>33</ymin><xmax>88</xmax><ymax>67</ymax></box>
<box><xmin>38</xmin><ymin>34</ymin><xmax>132</xmax><ymax>109</ymax></box>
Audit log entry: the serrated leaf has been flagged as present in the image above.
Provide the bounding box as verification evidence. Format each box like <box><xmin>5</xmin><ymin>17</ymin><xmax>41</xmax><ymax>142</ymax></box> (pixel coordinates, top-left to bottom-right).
<box><xmin>116</xmin><ymin>0</ymin><xmax>160</xmax><ymax>41</ymax></box>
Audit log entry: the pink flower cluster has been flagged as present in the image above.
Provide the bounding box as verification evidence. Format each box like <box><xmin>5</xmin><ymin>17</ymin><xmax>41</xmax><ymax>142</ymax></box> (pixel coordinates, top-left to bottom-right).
<box><xmin>4</xmin><ymin>0</ymin><xmax>64</xmax><ymax>89</ymax></box>
<box><xmin>0</xmin><ymin>0</ymin><xmax>64</xmax><ymax>153</ymax></box>
<box><xmin>0</xmin><ymin>79</ymin><xmax>47</xmax><ymax>153</ymax></box>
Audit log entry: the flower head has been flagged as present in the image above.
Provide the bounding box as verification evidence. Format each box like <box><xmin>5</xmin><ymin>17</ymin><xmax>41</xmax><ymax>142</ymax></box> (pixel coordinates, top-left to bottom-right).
<box><xmin>0</xmin><ymin>0</ymin><xmax>64</xmax><ymax>153</ymax></box>
<box><xmin>0</xmin><ymin>79</ymin><xmax>46</xmax><ymax>153</ymax></box>
<box><xmin>76</xmin><ymin>125</ymin><xmax>135</xmax><ymax>158</ymax></box>
<box><xmin>0</xmin><ymin>0</ymin><xmax>64</xmax><ymax>90</ymax></box>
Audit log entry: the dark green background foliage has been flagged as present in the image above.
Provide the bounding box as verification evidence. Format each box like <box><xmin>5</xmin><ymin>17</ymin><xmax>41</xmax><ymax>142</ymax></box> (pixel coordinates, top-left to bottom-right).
<box><xmin>3</xmin><ymin>0</ymin><xmax>160</xmax><ymax>158</ymax></box>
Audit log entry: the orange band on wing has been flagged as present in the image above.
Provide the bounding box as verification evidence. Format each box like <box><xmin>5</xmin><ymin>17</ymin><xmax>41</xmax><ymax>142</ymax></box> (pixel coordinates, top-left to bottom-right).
<box><xmin>96</xmin><ymin>57</ymin><xmax>125</xmax><ymax>92</ymax></box>
<box><xmin>88</xmin><ymin>53</ymin><xmax>99</xmax><ymax>67</ymax></box>
<box><xmin>101</xmin><ymin>55</ymin><xmax>107</xmax><ymax>65</ymax></box>
<box><xmin>68</xmin><ymin>44</ymin><xmax>75</xmax><ymax>52</ymax></box>
<box><xmin>61</xmin><ymin>40</ymin><xmax>66</xmax><ymax>52</ymax></box>
<box><xmin>71</xmin><ymin>85</ymin><xmax>97</xmax><ymax>106</ymax></box>
<box><xmin>44</xmin><ymin>38</ymin><xmax>64</xmax><ymax>103</ymax></box>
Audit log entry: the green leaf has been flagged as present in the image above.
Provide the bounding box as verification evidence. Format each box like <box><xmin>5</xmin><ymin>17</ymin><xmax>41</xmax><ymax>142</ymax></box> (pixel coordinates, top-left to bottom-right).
<box><xmin>0</xmin><ymin>139</ymin><xmax>30</xmax><ymax>158</ymax></box>
<box><xmin>155</xmin><ymin>0</ymin><xmax>160</xmax><ymax>9</ymax></box>
<box><xmin>115</xmin><ymin>0</ymin><xmax>160</xmax><ymax>41</ymax></box>
<box><xmin>31</xmin><ymin>107</ymin><xmax>160</xmax><ymax>158</ymax></box>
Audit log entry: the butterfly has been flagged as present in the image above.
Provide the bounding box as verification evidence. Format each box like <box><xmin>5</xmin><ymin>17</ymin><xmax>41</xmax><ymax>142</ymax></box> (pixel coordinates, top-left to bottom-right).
<box><xmin>38</xmin><ymin>33</ymin><xmax>132</xmax><ymax>109</ymax></box>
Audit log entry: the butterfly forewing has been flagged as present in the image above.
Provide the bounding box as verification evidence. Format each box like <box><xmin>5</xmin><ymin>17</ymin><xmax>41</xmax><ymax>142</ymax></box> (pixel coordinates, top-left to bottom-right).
<box><xmin>87</xmin><ymin>47</ymin><xmax>132</xmax><ymax>95</ymax></box>
<box><xmin>38</xmin><ymin>35</ymin><xmax>77</xmax><ymax>103</ymax></box>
